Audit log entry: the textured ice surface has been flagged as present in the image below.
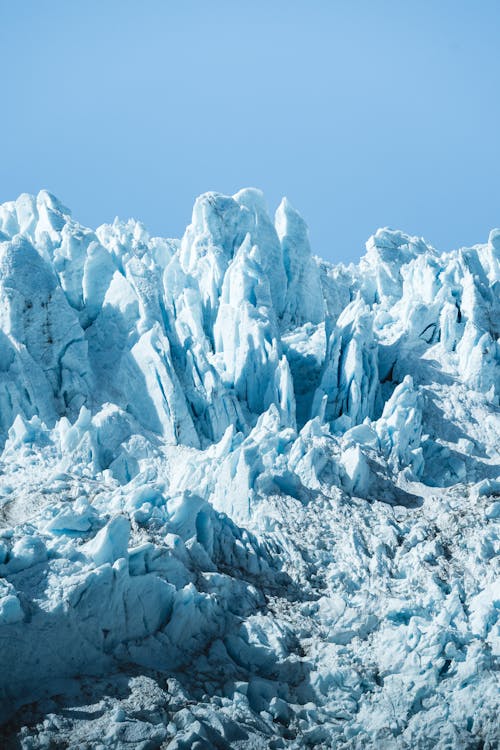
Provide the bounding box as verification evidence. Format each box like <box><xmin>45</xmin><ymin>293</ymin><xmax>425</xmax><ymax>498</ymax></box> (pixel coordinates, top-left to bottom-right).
<box><xmin>0</xmin><ymin>190</ymin><xmax>498</xmax><ymax>748</ymax></box>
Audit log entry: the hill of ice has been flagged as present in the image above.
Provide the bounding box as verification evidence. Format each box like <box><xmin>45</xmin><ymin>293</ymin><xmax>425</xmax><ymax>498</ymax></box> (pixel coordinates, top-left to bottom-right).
<box><xmin>0</xmin><ymin>189</ymin><xmax>498</xmax><ymax>748</ymax></box>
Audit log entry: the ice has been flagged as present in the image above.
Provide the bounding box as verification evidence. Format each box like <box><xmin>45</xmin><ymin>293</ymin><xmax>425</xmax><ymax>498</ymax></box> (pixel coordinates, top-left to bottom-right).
<box><xmin>82</xmin><ymin>515</ymin><xmax>130</xmax><ymax>566</ymax></box>
<box><xmin>0</xmin><ymin>583</ymin><xmax>23</xmax><ymax>625</ymax></box>
<box><xmin>339</xmin><ymin>443</ymin><xmax>371</xmax><ymax>495</ymax></box>
<box><xmin>275</xmin><ymin>197</ymin><xmax>325</xmax><ymax>328</ymax></box>
<box><xmin>374</xmin><ymin>375</ymin><xmax>424</xmax><ymax>478</ymax></box>
<box><xmin>0</xmin><ymin>189</ymin><xmax>498</xmax><ymax>747</ymax></box>
<box><xmin>312</xmin><ymin>296</ymin><xmax>380</xmax><ymax>430</ymax></box>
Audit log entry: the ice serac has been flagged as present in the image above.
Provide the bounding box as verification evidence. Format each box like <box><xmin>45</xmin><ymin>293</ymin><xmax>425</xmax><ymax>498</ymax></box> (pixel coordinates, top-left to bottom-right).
<box><xmin>0</xmin><ymin>189</ymin><xmax>499</xmax><ymax>748</ymax></box>
<box><xmin>234</xmin><ymin>188</ymin><xmax>288</xmax><ymax>318</ymax></box>
<box><xmin>179</xmin><ymin>192</ymin><xmax>249</xmax><ymax>332</ymax></box>
<box><xmin>312</xmin><ymin>296</ymin><xmax>380</xmax><ymax>431</ymax></box>
<box><xmin>0</xmin><ymin>233</ymin><xmax>90</xmax><ymax>436</ymax></box>
<box><xmin>275</xmin><ymin>196</ymin><xmax>325</xmax><ymax>328</ymax></box>
<box><xmin>360</xmin><ymin>227</ymin><xmax>432</xmax><ymax>304</ymax></box>
<box><xmin>375</xmin><ymin>375</ymin><xmax>424</xmax><ymax>478</ymax></box>
<box><xmin>213</xmin><ymin>234</ymin><xmax>295</xmax><ymax>426</ymax></box>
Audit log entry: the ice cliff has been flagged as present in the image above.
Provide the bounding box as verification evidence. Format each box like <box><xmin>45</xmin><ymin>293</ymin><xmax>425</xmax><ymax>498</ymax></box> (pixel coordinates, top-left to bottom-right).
<box><xmin>0</xmin><ymin>189</ymin><xmax>498</xmax><ymax>749</ymax></box>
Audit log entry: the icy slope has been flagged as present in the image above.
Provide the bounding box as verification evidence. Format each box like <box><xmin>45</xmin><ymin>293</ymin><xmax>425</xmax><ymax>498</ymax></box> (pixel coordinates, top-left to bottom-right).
<box><xmin>0</xmin><ymin>189</ymin><xmax>498</xmax><ymax>748</ymax></box>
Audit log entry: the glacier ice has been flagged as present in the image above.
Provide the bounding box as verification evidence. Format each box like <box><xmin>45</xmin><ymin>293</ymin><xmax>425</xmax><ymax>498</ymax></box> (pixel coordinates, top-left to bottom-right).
<box><xmin>0</xmin><ymin>189</ymin><xmax>498</xmax><ymax>748</ymax></box>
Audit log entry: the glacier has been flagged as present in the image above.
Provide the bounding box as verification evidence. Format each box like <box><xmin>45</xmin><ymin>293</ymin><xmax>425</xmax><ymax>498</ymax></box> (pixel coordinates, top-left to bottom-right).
<box><xmin>0</xmin><ymin>188</ymin><xmax>498</xmax><ymax>749</ymax></box>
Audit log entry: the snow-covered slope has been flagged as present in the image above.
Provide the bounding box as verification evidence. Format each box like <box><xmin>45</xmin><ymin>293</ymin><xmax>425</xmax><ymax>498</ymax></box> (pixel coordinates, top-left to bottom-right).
<box><xmin>0</xmin><ymin>189</ymin><xmax>498</xmax><ymax>748</ymax></box>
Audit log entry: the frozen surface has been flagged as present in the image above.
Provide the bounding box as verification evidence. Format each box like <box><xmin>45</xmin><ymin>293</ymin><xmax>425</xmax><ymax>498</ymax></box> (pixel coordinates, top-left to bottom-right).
<box><xmin>0</xmin><ymin>190</ymin><xmax>498</xmax><ymax>748</ymax></box>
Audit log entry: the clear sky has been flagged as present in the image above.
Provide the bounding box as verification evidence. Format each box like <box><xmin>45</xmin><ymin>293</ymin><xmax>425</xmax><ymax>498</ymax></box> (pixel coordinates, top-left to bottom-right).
<box><xmin>1</xmin><ymin>1</ymin><xmax>500</xmax><ymax>263</ymax></box>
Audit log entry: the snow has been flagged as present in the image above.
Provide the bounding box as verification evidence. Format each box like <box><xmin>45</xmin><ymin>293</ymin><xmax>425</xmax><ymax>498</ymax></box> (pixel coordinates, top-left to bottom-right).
<box><xmin>0</xmin><ymin>189</ymin><xmax>498</xmax><ymax>748</ymax></box>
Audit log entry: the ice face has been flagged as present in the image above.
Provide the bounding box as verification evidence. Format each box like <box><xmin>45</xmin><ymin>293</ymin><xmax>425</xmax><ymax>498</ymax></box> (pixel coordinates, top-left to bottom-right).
<box><xmin>0</xmin><ymin>189</ymin><xmax>498</xmax><ymax>747</ymax></box>
<box><xmin>0</xmin><ymin>189</ymin><xmax>498</xmax><ymax>449</ymax></box>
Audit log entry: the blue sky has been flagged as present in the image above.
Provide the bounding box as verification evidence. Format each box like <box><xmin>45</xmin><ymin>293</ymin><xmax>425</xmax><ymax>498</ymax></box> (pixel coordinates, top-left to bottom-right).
<box><xmin>1</xmin><ymin>0</ymin><xmax>499</xmax><ymax>263</ymax></box>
